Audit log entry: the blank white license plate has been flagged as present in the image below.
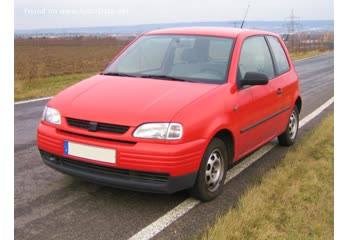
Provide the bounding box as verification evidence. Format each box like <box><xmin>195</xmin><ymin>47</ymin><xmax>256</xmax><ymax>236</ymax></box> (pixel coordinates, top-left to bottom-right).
<box><xmin>64</xmin><ymin>141</ymin><xmax>116</xmax><ymax>164</ymax></box>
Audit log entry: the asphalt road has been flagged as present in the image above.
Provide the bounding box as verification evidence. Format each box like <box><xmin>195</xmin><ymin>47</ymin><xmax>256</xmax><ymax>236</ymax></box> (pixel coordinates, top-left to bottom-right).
<box><xmin>14</xmin><ymin>52</ymin><xmax>334</xmax><ymax>240</ymax></box>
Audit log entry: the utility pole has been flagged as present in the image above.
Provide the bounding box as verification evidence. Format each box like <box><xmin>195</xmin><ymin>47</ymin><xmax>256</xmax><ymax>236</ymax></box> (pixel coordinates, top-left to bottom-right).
<box><xmin>286</xmin><ymin>9</ymin><xmax>298</xmax><ymax>34</ymax></box>
<box><xmin>285</xmin><ymin>9</ymin><xmax>300</xmax><ymax>52</ymax></box>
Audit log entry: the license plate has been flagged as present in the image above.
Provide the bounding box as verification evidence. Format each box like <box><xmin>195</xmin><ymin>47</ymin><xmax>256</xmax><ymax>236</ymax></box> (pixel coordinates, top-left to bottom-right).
<box><xmin>64</xmin><ymin>141</ymin><xmax>116</xmax><ymax>164</ymax></box>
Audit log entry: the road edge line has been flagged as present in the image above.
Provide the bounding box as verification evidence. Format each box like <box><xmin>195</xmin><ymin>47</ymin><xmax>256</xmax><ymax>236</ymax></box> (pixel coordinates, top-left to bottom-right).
<box><xmin>14</xmin><ymin>96</ymin><xmax>53</xmax><ymax>105</ymax></box>
<box><xmin>299</xmin><ymin>97</ymin><xmax>334</xmax><ymax>128</ymax></box>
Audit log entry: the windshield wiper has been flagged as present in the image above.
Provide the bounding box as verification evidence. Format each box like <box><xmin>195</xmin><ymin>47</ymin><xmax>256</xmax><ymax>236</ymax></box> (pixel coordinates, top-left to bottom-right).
<box><xmin>103</xmin><ymin>72</ymin><xmax>137</xmax><ymax>78</ymax></box>
<box><xmin>139</xmin><ymin>74</ymin><xmax>192</xmax><ymax>82</ymax></box>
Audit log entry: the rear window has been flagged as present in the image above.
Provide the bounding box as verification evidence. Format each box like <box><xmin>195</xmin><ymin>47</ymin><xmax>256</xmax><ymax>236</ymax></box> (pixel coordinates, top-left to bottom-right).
<box><xmin>267</xmin><ymin>36</ymin><xmax>290</xmax><ymax>75</ymax></box>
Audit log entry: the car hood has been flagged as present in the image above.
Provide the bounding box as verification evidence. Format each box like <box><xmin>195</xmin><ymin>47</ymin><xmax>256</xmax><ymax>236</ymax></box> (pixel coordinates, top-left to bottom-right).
<box><xmin>49</xmin><ymin>75</ymin><xmax>219</xmax><ymax>126</ymax></box>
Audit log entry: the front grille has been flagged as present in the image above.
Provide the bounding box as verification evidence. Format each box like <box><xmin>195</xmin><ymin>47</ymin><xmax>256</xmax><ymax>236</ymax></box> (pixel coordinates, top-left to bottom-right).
<box><xmin>59</xmin><ymin>130</ymin><xmax>136</xmax><ymax>145</ymax></box>
<box><xmin>40</xmin><ymin>150</ymin><xmax>169</xmax><ymax>184</ymax></box>
<box><xmin>66</xmin><ymin>117</ymin><xmax>129</xmax><ymax>134</ymax></box>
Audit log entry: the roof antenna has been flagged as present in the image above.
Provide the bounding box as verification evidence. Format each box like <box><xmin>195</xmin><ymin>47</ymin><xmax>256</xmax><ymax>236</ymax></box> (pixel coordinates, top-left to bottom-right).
<box><xmin>240</xmin><ymin>4</ymin><xmax>250</xmax><ymax>28</ymax></box>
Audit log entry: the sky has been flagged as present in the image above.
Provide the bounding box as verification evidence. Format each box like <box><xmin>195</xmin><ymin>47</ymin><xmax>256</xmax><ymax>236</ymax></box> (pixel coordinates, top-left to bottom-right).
<box><xmin>14</xmin><ymin>0</ymin><xmax>334</xmax><ymax>30</ymax></box>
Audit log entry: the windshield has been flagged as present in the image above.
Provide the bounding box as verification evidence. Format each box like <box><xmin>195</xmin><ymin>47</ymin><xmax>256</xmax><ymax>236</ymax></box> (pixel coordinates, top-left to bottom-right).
<box><xmin>104</xmin><ymin>35</ymin><xmax>236</xmax><ymax>84</ymax></box>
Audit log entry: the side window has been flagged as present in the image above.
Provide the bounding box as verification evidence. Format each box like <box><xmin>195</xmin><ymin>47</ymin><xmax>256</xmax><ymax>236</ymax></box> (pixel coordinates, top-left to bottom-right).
<box><xmin>267</xmin><ymin>36</ymin><xmax>290</xmax><ymax>75</ymax></box>
<box><xmin>238</xmin><ymin>36</ymin><xmax>275</xmax><ymax>81</ymax></box>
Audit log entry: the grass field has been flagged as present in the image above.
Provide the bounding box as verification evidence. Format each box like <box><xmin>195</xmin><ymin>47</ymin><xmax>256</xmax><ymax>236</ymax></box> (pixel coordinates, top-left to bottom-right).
<box><xmin>200</xmin><ymin>113</ymin><xmax>334</xmax><ymax>240</ymax></box>
<box><xmin>14</xmin><ymin>41</ymin><xmax>127</xmax><ymax>100</ymax></box>
<box><xmin>15</xmin><ymin>45</ymin><xmax>124</xmax><ymax>81</ymax></box>
<box><xmin>290</xmin><ymin>50</ymin><xmax>330</xmax><ymax>61</ymax></box>
<box><xmin>14</xmin><ymin>37</ymin><xmax>331</xmax><ymax>100</ymax></box>
<box><xmin>14</xmin><ymin>72</ymin><xmax>96</xmax><ymax>101</ymax></box>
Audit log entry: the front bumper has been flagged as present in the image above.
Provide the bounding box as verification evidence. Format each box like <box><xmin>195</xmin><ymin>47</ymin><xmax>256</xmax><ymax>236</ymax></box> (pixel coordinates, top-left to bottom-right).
<box><xmin>39</xmin><ymin>149</ymin><xmax>197</xmax><ymax>193</ymax></box>
<box><xmin>37</xmin><ymin>123</ymin><xmax>207</xmax><ymax>193</ymax></box>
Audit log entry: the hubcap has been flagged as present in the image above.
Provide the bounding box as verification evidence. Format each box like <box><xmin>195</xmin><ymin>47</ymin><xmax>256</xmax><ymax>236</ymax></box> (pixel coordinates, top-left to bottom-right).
<box><xmin>289</xmin><ymin>110</ymin><xmax>298</xmax><ymax>140</ymax></box>
<box><xmin>205</xmin><ymin>149</ymin><xmax>224</xmax><ymax>192</ymax></box>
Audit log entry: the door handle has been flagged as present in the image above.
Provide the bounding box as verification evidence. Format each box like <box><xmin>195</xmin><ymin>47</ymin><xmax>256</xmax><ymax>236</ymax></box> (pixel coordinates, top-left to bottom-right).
<box><xmin>277</xmin><ymin>88</ymin><xmax>283</xmax><ymax>95</ymax></box>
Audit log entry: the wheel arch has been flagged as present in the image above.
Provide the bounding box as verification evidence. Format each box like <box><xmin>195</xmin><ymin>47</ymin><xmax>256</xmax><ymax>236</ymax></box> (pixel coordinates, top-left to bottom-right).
<box><xmin>295</xmin><ymin>96</ymin><xmax>302</xmax><ymax>113</ymax></box>
<box><xmin>211</xmin><ymin>129</ymin><xmax>235</xmax><ymax>165</ymax></box>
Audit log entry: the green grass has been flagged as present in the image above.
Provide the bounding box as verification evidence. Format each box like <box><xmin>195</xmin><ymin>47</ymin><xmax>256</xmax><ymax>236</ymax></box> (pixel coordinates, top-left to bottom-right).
<box><xmin>290</xmin><ymin>50</ymin><xmax>330</xmax><ymax>60</ymax></box>
<box><xmin>14</xmin><ymin>72</ymin><xmax>97</xmax><ymax>101</ymax></box>
<box><xmin>200</xmin><ymin>113</ymin><xmax>334</xmax><ymax>240</ymax></box>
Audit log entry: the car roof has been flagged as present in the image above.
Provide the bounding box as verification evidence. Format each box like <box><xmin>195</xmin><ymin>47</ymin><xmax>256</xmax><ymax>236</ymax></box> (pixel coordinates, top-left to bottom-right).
<box><xmin>145</xmin><ymin>27</ymin><xmax>276</xmax><ymax>38</ymax></box>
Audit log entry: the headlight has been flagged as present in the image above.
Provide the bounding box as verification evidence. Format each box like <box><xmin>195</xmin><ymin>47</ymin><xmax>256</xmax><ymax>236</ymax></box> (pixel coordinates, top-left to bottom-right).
<box><xmin>133</xmin><ymin>123</ymin><xmax>183</xmax><ymax>140</ymax></box>
<box><xmin>42</xmin><ymin>106</ymin><xmax>61</xmax><ymax>125</ymax></box>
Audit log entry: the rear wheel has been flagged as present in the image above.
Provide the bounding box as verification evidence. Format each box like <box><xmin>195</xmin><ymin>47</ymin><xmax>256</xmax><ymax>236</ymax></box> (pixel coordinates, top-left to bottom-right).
<box><xmin>278</xmin><ymin>105</ymin><xmax>299</xmax><ymax>146</ymax></box>
<box><xmin>190</xmin><ymin>138</ymin><xmax>227</xmax><ymax>201</ymax></box>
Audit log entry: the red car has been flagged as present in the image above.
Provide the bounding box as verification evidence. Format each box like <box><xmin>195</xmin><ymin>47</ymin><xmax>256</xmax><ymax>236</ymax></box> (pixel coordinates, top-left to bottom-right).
<box><xmin>37</xmin><ymin>27</ymin><xmax>301</xmax><ymax>201</ymax></box>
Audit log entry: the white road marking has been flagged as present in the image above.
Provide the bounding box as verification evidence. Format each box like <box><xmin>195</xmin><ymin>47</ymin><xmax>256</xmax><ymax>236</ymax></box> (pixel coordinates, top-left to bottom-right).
<box><xmin>299</xmin><ymin>97</ymin><xmax>334</xmax><ymax>128</ymax></box>
<box><xmin>14</xmin><ymin>96</ymin><xmax>52</xmax><ymax>105</ymax></box>
<box><xmin>129</xmin><ymin>199</ymin><xmax>201</xmax><ymax>240</ymax></box>
<box><xmin>129</xmin><ymin>97</ymin><xmax>334</xmax><ymax>240</ymax></box>
<box><xmin>225</xmin><ymin>142</ymin><xmax>276</xmax><ymax>184</ymax></box>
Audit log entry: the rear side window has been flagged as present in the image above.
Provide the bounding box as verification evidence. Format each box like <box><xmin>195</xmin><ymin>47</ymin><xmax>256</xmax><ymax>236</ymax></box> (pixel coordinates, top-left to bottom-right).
<box><xmin>238</xmin><ymin>36</ymin><xmax>275</xmax><ymax>81</ymax></box>
<box><xmin>267</xmin><ymin>36</ymin><xmax>290</xmax><ymax>75</ymax></box>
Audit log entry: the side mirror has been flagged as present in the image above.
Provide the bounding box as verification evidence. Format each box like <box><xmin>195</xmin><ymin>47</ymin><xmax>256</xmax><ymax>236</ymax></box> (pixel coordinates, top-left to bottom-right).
<box><xmin>240</xmin><ymin>72</ymin><xmax>269</xmax><ymax>87</ymax></box>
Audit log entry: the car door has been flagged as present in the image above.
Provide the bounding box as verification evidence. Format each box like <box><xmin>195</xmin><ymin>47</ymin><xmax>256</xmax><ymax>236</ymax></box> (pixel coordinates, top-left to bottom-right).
<box><xmin>266</xmin><ymin>35</ymin><xmax>297</xmax><ymax>134</ymax></box>
<box><xmin>234</xmin><ymin>35</ymin><xmax>281</xmax><ymax>158</ymax></box>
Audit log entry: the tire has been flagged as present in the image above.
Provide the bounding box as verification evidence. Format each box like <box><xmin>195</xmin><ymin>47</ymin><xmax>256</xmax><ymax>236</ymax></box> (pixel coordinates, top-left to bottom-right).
<box><xmin>190</xmin><ymin>138</ymin><xmax>228</xmax><ymax>202</ymax></box>
<box><xmin>278</xmin><ymin>105</ymin><xmax>299</xmax><ymax>146</ymax></box>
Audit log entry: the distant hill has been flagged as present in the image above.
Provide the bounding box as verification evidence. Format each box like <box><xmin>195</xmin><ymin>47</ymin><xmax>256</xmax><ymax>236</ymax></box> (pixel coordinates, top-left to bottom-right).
<box><xmin>14</xmin><ymin>20</ymin><xmax>334</xmax><ymax>37</ymax></box>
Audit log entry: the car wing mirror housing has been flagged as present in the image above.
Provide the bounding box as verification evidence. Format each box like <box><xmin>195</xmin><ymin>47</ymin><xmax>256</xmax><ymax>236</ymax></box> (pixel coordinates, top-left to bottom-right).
<box><xmin>240</xmin><ymin>72</ymin><xmax>269</xmax><ymax>87</ymax></box>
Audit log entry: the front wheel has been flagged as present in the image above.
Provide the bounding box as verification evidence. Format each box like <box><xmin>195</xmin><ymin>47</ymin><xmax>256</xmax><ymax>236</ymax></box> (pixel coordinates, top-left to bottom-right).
<box><xmin>278</xmin><ymin>105</ymin><xmax>299</xmax><ymax>146</ymax></box>
<box><xmin>190</xmin><ymin>138</ymin><xmax>228</xmax><ymax>202</ymax></box>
